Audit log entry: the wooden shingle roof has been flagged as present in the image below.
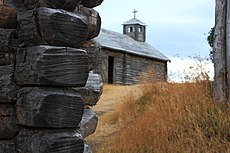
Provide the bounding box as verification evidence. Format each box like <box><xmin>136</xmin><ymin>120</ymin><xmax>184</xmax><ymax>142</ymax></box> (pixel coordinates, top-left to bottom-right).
<box><xmin>94</xmin><ymin>29</ymin><xmax>170</xmax><ymax>62</ymax></box>
<box><xmin>123</xmin><ymin>18</ymin><xmax>146</xmax><ymax>26</ymax></box>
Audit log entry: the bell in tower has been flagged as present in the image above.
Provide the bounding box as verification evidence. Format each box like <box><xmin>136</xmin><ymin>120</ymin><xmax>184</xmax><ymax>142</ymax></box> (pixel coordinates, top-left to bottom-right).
<box><xmin>123</xmin><ymin>9</ymin><xmax>147</xmax><ymax>42</ymax></box>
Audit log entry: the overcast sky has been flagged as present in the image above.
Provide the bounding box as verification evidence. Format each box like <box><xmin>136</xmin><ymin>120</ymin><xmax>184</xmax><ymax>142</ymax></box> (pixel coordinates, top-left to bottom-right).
<box><xmin>95</xmin><ymin>0</ymin><xmax>215</xmax><ymax>81</ymax></box>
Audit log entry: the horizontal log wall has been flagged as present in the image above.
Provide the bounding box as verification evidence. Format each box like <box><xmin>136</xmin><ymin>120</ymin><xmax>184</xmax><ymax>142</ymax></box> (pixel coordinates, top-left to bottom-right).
<box><xmin>125</xmin><ymin>54</ymin><xmax>167</xmax><ymax>84</ymax></box>
<box><xmin>97</xmin><ymin>48</ymin><xmax>167</xmax><ymax>85</ymax></box>
<box><xmin>17</xmin><ymin>87</ymin><xmax>84</xmax><ymax>128</ymax></box>
<box><xmin>16</xmin><ymin>129</ymin><xmax>84</xmax><ymax>152</ymax></box>
<box><xmin>14</xmin><ymin>46</ymin><xmax>89</xmax><ymax>87</ymax></box>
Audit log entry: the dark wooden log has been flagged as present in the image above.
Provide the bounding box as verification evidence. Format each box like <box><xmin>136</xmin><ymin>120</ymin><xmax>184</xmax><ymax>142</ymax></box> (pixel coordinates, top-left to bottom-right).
<box><xmin>17</xmin><ymin>87</ymin><xmax>84</xmax><ymax>128</ymax></box>
<box><xmin>75</xmin><ymin>71</ymin><xmax>103</xmax><ymax>106</ymax></box>
<box><xmin>76</xmin><ymin>6</ymin><xmax>101</xmax><ymax>40</ymax></box>
<box><xmin>84</xmin><ymin>142</ymin><xmax>92</xmax><ymax>153</ymax></box>
<box><xmin>0</xmin><ymin>140</ymin><xmax>16</xmax><ymax>153</ymax></box>
<box><xmin>0</xmin><ymin>0</ymin><xmax>17</xmax><ymax>29</ymax></box>
<box><xmin>82</xmin><ymin>41</ymin><xmax>100</xmax><ymax>70</ymax></box>
<box><xmin>81</xmin><ymin>0</ymin><xmax>103</xmax><ymax>8</ymax></box>
<box><xmin>0</xmin><ymin>28</ymin><xmax>16</xmax><ymax>66</ymax></box>
<box><xmin>17</xmin><ymin>7</ymin><xmax>88</xmax><ymax>48</ymax></box>
<box><xmin>14</xmin><ymin>46</ymin><xmax>89</xmax><ymax>87</ymax></box>
<box><xmin>78</xmin><ymin>108</ymin><xmax>98</xmax><ymax>138</ymax></box>
<box><xmin>22</xmin><ymin>0</ymin><xmax>82</xmax><ymax>11</ymax></box>
<box><xmin>16</xmin><ymin>129</ymin><xmax>84</xmax><ymax>153</ymax></box>
<box><xmin>4</xmin><ymin>0</ymin><xmax>27</xmax><ymax>12</ymax></box>
<box><xmin>0</xmin><ymin>65</ymin><xmax>19</xmax><ymax>103</ymax></box>
<box><xmin>0</xmin><ymin>104</ymin><xmax>18</xmax><ymax>139</ymax></box>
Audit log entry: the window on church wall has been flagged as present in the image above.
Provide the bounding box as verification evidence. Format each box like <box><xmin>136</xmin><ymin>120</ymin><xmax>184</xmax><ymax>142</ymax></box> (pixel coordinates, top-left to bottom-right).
<box><xmin>128</xmin><ymin>27</ymin><xmax>135</xmax><ymax>33</ymax></box>
<box><xmin>139</xmin><ymin>27</ymin><xmax>142</xmax><ymax>32</ymax></box>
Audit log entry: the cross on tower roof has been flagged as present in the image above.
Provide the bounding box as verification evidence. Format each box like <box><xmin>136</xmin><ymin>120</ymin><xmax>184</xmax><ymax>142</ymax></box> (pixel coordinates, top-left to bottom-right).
<box><xmin>132</xmin><ymin>9</ymin><xmax>138</xmax><ymax>18</ymax></box>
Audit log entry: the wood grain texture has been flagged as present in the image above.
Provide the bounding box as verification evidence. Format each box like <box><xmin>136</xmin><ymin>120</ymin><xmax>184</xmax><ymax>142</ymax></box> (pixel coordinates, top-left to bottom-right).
<box><xmin>0</xmin><ymin>140</ymin><xmax>16</xmax><ymax>153</ymax></box>
<box><xmin>226</xmin><ymin>1</ymin><xmax>230</xmax><ymax>103</ymax></box>
<box><xmin>15</xmin><ymin>45</ymin><xmax>89</xmax><ymax>87</ymax></box>
<box><xmin>0</xmin><ymin>65</ymin><xmax>19</xmax><ymax>103</ymax></box>
<box><xmin>81</xmin><ymin>0</ymin><xmax>103</xmax><ymax>8</ymax></box>
<box><xmin>0</xmin><ymin>28</ymin><xmax>16</xmax><ymax>66</ymax></box>
<box><xmin>4</xmin><ymin>0</ymin><xmax>27</xmax><ymax>12</ymax></box>
<box><xmin>0</xmin><ymin>0</ymin><xmax>17</xmax><ymax>29</ymax></box>
<box><xmin>16</xmin><ymin>87</ymin><xmax>84</xmax><ymax>128</ymax></box>
<box><xmin>78</xmin><ymin>108</ymin><xmax>98</xmax><ymax>138</ymax></box>
<box><xmin>213</xmin><ymin>0</ymin><xmax>227</xmax><ymax>103</ymax></box>
<box><xmin>74</xmin><ymin>72</ymin><xmax>103</xmax><ymax>106</ymax></box>
<box><xmin>22</xmin><ymin>0</ymin><xmax>81</xmax><ymax>11</ymax></box>
<box><xmin>82</xmin><ymin>41</ymin><xmax>100</xmax><ymax>70</ymax></box>
<box><xmin>76</xmin><ymin>6</ymin><xmax>101</xmax><ymax>40</ymax></box>
<box><xmin>0</xmin><ymin>104</ymin><xmax>18</xmax><ymax>139</ymax></box>
<box><xmin>17</xmin><ymin>7</ymin><xmax>88</xmax><ymax>48</ymax></box>
<box><xmin>16</xmin><ymin>129</ymin><xmax>84</xmax><ymax>153</ymax></box>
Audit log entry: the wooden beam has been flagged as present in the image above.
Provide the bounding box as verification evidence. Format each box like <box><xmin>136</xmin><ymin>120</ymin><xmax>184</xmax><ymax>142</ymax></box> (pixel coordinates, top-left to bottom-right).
<box><xmin>226</xmin><ymin>0</ymin><xmax>230</xmax><ymax>103</ymax></box>
<box><xmin>214</xmin><ymin>0</ymin><xmax>227</xmax><ymax>103</ymax></box>
<box><xmin>0</xmin><ymin>104</ymin><xmax>18</xmax><ymax>139</ymax></box>
<box><xmin>16</xmin><ymin>129</ymin><xmax>84</xmax><ymax>152</ymax></box>
<box><xmin>17</xmin><ymin>87</ymin><xmax>84</xmax><ymax>128</ymax></box>
<box><xmin>81</xmin><ymin>0</ymin><xmax>103</xmax><ymax>8</ymax></box>
<box><xmin>22</xmin><ymin>0</ymin><xmax>81</xmax><ymax>11</ymax></box>
<box><xmin>0</xmin><ymin>0</ymin><xmax>17</xmax><ymax>29</ymax></box>
<box><xmin>0</xmin><ymin>65</ymin><xmax>19</xmax><ymax>103</ymax></box>
<box><xmin>82</xmin><ymin>40</ymin><xmax>100</xmax><ymax>70</ymax></box>
<box><xmin>14</xmin><ymin>46</ymin><xmax>89</xmax><ymax>87</ymax></box>
<box><xmin>0</xmin><ymin>141</ymin><xmax>16</xmax><ymax>153</ymax></box>
<box><xmin>74</xmin><ymin>71</ymin><xmax>103</xmax><ymax>106</ymax></box>
<box><xmin>78</xmin><ymin>108</ymin><xmax>98</xmax><ymax>138</ymax></box>
<box><xmin>77</xmin><ymin>6</ymin><xmax>101</xmax><ymax>40</ymax></box>
<box><xmin>17</xmin><ymin>7</ymin><xmax>88</xmax><ymax>48</ymax></box>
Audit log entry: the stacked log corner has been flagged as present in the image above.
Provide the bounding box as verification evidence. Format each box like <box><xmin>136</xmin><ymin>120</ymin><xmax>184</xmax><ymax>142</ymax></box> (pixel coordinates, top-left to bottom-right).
<box><xmin>0</xmin><ymin>0</ymin><xmax>103</xmax><ymax>152</ymax></box>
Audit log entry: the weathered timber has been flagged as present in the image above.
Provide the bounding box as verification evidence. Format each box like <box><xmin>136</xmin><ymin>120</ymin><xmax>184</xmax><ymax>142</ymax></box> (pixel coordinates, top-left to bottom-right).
<box><xmin>16</xmin><ymin>129</ymin><xmax>84</xmax><ymax>153</ymax></box>
<box><xmin>78</xmin><ymin>108</ymin><xmax>98</xmax><ymax>138</ymax></box>
<box><xmin>0</xmin><ymin>0</ymin><xmax>17</xmax><ymax>28</ymax></box>
<box><xmin>17</xmin><ymin>7</ymin><xmax>88</xmax><ymax>48</ymax></box>
<box><xmin>82</xmin><ymin>41</ymin><xmax>100</xmax><ymax>70</ymax></box>
<box><xmin>0</xmin><ymin>104</ymin><xmax>18</xmax><ymax>139</ymax></box>
<box><xmin>81</xmin><ymin>0</ymin><xmax>103</xmax><ymax>8</ymax></box>
<box><xmin>4</xmin><ymin>0</ymin><xmax>27</xmax><ymax>12</ymax></box>
<box><xmin>0</xmin><ymin>28</ymin><xmax>16</xmax><ymax>66</ymax></box>
<box><xmin>84</xmin><ymin>142</ymin><xmax>92</xmax><ymax>153</ymax></box>
<box><xmin>74</xmin><ymin>71</ymin><xmax>103</xmax><ymax>106</ymax></box>
<box><xmin>22</xmin><ymin>0</ymin><xmax>81</xmax><ymax>11</ymax></box>
<box><xmin>17</xmin><ymin>87</ymin><xmax>84</xmax><ymax>128</ymax></box>
<box><xmin>0</xmin><ymin>140</ymin><xmax>16</xmax><ymax>153</ymax></box>
<box><xmin>15</xmin><ymin>46</ymin><xmax>89</xmax><ymax>87</ymax></box>
<box><xmin>214</xmin><ymin>0</ymin><xmax>227</xmax><ymax>103</ymax></box>
<box><xmin>77</xmin><ymin>6</ymin><xmax>101</xmax><ymax>40</ymax></box>
<box><xmin>0</xmin><ymin>65</ymin><xmax>19</xmax><ymax>103</ymax></box>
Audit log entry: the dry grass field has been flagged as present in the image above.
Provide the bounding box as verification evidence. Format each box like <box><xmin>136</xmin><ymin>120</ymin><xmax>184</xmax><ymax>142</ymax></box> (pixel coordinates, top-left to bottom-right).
<box><xmin>86</xmin><ymin>80</ymin><xmax>229</xmax><ymax>153</ymax></box>
<box><xmin>86</xmin><ymin>84</ymin><xmax>142</xmax><ymax>151</ymax></box>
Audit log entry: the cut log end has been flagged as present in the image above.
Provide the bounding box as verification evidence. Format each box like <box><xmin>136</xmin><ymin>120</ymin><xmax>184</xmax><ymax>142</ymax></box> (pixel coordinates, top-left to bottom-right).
<box><xmin>17</xmin><ymin>87</ymin><xmax>84</xmax><ymax>128</ymax></box>
<box><xmin>16</xmin><ymin>129</ymin><xmax>84</xmax><ymax>153</ymax></box>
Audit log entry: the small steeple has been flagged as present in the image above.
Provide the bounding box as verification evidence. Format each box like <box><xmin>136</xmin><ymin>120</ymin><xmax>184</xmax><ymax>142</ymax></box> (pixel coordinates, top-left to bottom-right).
<box><xmin>132</xmin><ymin>9</ymin><xmax>138</xmax><ymax>18</ymax></box>
<box><xmin>123</xmin><ymin>9</ymin><xmax>147</xmax><ymax>42</ymax></box>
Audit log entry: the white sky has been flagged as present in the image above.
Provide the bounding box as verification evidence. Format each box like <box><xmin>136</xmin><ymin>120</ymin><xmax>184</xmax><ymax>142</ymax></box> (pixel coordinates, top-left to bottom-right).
<box><xmin>95</xmin><ymin>0</ymin><xmax>215</xmax><ymax>81</ymax></box>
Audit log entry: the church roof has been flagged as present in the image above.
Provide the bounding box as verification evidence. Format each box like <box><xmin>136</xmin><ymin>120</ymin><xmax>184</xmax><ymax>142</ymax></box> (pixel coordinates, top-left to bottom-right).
<box><xmin>94</xmin><ymin>29</ymin><xmax>170</xmax><ymax>62</ymax></box>
<box><xmin>123</xmin><ymin>18</ymin><xmax>146</xmax><ymax>26</ymax></box>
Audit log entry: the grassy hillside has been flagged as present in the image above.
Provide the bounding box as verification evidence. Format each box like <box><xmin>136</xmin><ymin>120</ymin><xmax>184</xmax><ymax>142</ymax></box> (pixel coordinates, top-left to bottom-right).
<box><xmin>98</xmin><ymin>80</ymin><xmax>229</xmax><ymax>153</ymax></box>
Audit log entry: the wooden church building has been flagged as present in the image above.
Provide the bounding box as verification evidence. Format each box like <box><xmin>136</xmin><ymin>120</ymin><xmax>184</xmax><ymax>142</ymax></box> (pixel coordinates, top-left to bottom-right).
<box><xmin>93</xmin><ymin>13</ymin><xmax>170</xmax><ymax>85</ymax></box>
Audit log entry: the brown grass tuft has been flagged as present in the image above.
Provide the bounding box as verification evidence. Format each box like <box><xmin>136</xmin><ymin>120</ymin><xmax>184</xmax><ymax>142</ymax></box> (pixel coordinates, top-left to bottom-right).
<box><xmin>98</xmin><ymin>80</ymin><xmax>230</xmax><ymax>153</ymax></box>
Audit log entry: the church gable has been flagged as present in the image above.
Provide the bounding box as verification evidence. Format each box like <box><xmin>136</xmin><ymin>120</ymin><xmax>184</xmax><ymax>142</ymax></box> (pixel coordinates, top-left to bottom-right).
<box><xmin>93</xmin><ymin>11</ymin><xmax>169</xmax><ymax>84</ymax></box>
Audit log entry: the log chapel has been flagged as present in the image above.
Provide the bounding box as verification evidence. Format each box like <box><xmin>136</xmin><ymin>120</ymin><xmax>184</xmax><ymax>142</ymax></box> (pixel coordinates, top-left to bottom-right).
<box><xmin>93</xmin><ymin>10</ymin><xmax>170</xmax><ymax>85</ymax></box>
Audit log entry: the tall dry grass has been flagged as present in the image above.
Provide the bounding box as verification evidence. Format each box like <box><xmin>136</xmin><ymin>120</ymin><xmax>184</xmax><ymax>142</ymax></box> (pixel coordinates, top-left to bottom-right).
<box><xmin>98</xmin><ymin>79</ymin><xmax>229</xmax><ymax>152</ymax></box>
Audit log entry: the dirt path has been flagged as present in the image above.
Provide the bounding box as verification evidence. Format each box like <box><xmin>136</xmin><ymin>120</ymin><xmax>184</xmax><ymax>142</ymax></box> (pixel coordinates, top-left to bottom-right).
<box><xmin>85</xmin><ymin>84</ymin><xmax>141</xmax><ymax>152</ymax></box>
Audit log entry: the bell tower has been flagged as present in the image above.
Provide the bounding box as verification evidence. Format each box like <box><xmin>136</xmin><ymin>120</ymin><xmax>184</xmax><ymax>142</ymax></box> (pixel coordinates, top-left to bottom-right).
<box><xmin>123</xmin><ymin>9</ymin><xmax>146</xmax><ymax>42</ymax></box>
